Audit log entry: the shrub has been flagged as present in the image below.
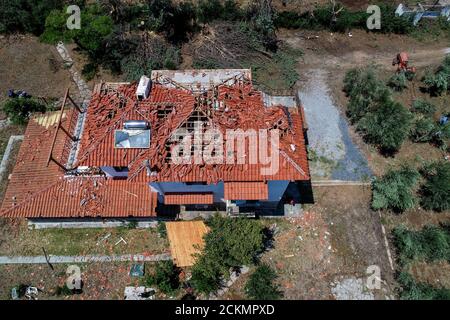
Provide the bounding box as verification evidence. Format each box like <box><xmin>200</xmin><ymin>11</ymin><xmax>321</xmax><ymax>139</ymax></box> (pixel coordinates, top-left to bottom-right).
<box><xmin>377</xmin><ymin>4</ymin><xmax>413</xmax><ymax>34</ymax></box>
<box><xmin>204</xmin><ymin>216</ymin><xmax>264</xmax><ymax>268</ymax></box>
<box><xmin>357</xmin><ymin>99</ymin><xmax>413</xmax><ymax>154</ymax></box>
<box><xmin>420</xmin><ymin>161</ymin><xmax>450</xmax><ymax>212</ymax></box>
<box><xmin>145</xmin><ymin>261</ymin><xmax>180</xmax><ymax>295</ymax></box>
<box><xmin>275</xmin><ymin>4</ymin><xmax>410</xmax><ymax>34</ymax></box>
<box><xmin>221</xmin><ymin>0</ymin><xmax>244</xmax><ymax>21</ymax></box>
<box><xmin>411</xmin><ymin>99</ymin><xmax>437</xmax><ymax>116</ymax></box>
<box><xmin>246</xmin><ymin>0</ymin><xmax>278</xmax><ymax>51</ymax></box>
<box><xmin>145</xmin><ymin>0</ymin><xmax>196</xmax><ymax>43</ymax></box>
<box><xmin>410</xmin><ymin>116</ymin><xmax>436</xmax><ymax>143</ymax></box>
<box><xmin>81</xmin><ymin>62</ymin><xmax>98</xmax><ymax>81</ymax></box>
<box><xmin>433</xmin><ymin>121</ymin><xmax>450</xmax><ymax>149</ymax></box>
<box><xmin>74</xmin><ymin>7</ymin><xmax>114</xmax><ymax>56</ymax></box>
<box><xmin>388</xmin><ymin>72</ymin><xmax>408</xmax><ymax>92</ymax></box>
<box><xmin>275</xmin><ymin>11</ymin><xmax>302</xmax><ymax>29</ymax></box>
<box><xmin>157</xmin><ymin>221</ymin><xmax>167</xmax><ymax>239</ymax></box>
<box><xmin>197</xmin><ymin>0</ymin><xmax>224</xmax><ymax>23</ymax></box>
<box><xmin>40</xmin><ymin>4</ymin><xmax>114</xmax><ymax>63</ymax></box>
<box><xmin>423</xmin><ymin>70</ymin><xmax>448</xmax><ymax>96</ymax></box>
<box><xmin>245</xmin><ymin>264</ymin><xmax>281</xmax><ymax>300</ymax></box>
<box><xmin>393</xmin><ymin>225</ymin><xmax>450</xmax><ymax>265</ymax></box>
<box><xmin>2</xmin><ymin>97</ymin><xmax>47</xmax><ymax>125</ymax></box>
<box><xmin>397</xmin><ymin>272</ymin><xmax>450</xmax><ymax>300</ymax></box>
<box><xmin>371</xmin><ymin>166</ymin><xmax>420</xmax><ymax>212</ymax></box>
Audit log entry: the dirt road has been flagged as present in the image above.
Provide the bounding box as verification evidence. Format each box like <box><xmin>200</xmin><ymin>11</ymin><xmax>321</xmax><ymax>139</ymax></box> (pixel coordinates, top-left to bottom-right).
<box><xmin>280</xmin><ymin>29</ymin><xmax>450</xmax><ymax>72</ymax></box>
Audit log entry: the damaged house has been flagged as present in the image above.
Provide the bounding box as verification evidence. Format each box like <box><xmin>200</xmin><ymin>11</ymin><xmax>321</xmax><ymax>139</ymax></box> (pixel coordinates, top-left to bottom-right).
<box><xmin>0</xmin><ymin>69</ymin><xmax>310</xmax><ymax>225</ymax></box>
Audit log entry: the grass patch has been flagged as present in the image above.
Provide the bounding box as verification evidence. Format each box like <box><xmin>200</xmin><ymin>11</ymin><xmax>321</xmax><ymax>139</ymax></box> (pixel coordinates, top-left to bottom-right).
<box><xmin>0</xmin><ymin>225</ymin><xmax>169</xmax><ymax>256</ymax></box>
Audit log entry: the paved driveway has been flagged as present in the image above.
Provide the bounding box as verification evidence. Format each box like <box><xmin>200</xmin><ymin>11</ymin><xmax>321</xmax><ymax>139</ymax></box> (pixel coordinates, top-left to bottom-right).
<box><xmin>298</xmin><ymin>69</ymin><xmax>371</xmax><ymax>181</ymax></box>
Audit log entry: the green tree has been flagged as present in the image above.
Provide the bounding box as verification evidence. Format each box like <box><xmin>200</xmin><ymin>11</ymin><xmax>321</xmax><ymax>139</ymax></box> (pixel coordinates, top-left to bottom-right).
<box><xmin>371</xmin><ymin>166</ymin><xmax>420</xmax><ymax>212</ymax></box>
<box><xmin>245</xmin><ymin>264</ymin><xmax>281</xmax><ymax>300</ymax></box>
<box><xmin>40</xmin><ymin>8</ymin><xmax>75</xmax><ymax>44</ymax></box>
<box><xmin>420</xmin><ymin>161</ymin><xmax>450</xmax><ymax>212</ymax></box>
<box><xmin>2</xmin><ymin>97</ymin><xmax>46</xmax><ymax>125</ymax></box>
<box><xmin>357</xmin><ymin>99</ymin><xmax>413</xmax><ymax>153</ymax></box>
<box><xmin>190</xmin><ymin>216</ymin><xmax>265</xmax><ymax>295</ymax></box>
<box><xmin>0</xmin><ymin>0</ymin><xmax>64</xmax><ymax>35</ymax></box>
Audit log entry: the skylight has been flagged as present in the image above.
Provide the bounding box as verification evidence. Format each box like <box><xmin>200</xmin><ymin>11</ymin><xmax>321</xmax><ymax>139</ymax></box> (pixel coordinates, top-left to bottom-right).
<box><xmin>114</xmin><ymin>129</ymin><xmax>150</xmax><ymax>149</ymax></box>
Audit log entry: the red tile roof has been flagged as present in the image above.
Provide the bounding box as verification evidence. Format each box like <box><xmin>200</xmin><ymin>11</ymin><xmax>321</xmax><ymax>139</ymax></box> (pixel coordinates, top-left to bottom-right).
<box><xmin>77</xmin><ymin>81</ymin><xmax>310</xmax><ymax>184</ymax></box>
<box><xmin>1</xmin><ymin>177</ymin><xmax>156</xmax><ymax>218</ymax></box>
<box><xmin>1</xmin><ymin>73</ymin><xmax>310</xmax><ymax>219</ymax></box>
<box><xmin>224</xmin><ymin>182</ymin><xmax>268</xmax><ymax>200</ymax></box>
<box><xmin>164</xmin><ymin>193</ymin><xmax>214</xmax><ymax>205</ymax></box>
<box><xmin>1</xmin><ymin>111</ymin><xmax>74</xmax><ymax>211</ymax></box>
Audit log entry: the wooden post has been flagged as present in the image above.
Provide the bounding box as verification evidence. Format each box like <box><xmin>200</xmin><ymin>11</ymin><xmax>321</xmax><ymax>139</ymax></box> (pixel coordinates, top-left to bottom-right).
<box><xmin>46</xmin><ymin>88</ymin><xmax>69</xmax><ymax>168</ymax></box>
<box><xmin>42</xmin><ymin>247</ymin><xmax>54</xmax><ymax>271</ymax></box>
<box><xmin>68</xmin><ymin>94</ymin><xmax>84</xmax><ymax>113</ymax></box>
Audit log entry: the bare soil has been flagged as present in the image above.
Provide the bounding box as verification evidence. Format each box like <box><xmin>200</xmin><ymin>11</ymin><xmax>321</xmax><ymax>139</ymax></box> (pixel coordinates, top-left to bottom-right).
<box><xmin>0</xmin><ymin>35</ymin><xmax>78</xmax><ymax>114</ymax></box>
<box><xmin>0</xmin><ymin>261</ymin><xmax>157</xmax><ymax>300</ymax></box>
<box><xmin>226</xmin><ymin>186</ymin><xmax>395</xmax><ymax>300</ymax></box>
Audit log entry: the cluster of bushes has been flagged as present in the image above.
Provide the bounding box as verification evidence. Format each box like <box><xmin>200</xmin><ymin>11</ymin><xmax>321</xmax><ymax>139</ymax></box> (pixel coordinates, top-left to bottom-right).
<box><xmin>387</xmin><ymin>71</ymin><xmax>414</xmax><ymax>92</ymax></box>
<box><xmin>422</xmin><ymin>55</ymin><xmax>450</xmax><ymax>96</ymax></box>
<box><xmin>393</xmin><ymin>225</ymin><xmax>450</xmax><ymax>265</ymax></box>
<box><xmin>190</xmin><ymin>216</ymin><xmax>270</xmax><ymax>296</ymax></box>
<box><xmin>34</xmin><ymin>0</ymin><xmax>281</xmax><ymax>79</ymax></box>
<box><xmin>2</xmin><ymin>97</ymin><xmax>46</xmax><ymax>124</ymax></box>
<box><xmin>275</xmin><ymin>4</ymin><xmax>412</xmax><ymax>34</ymax></box>
<box><xmin>343</xmin><ymin>67</ymin><xmax>413</xmax><ymax>154</ymax></box>
<box><xmin>371</xmin><ymin>165</ymin><xmax>420</xmax><ymax>212</ymax></box>
<box><xmin>420</xmin><ymin>161</ymin><xmax>450</xmax><ymax>212</ymax></box>
<box><xmin>196</xmin><ymin>0</ymin><xmax>244</xmax><ymax>24</ymax></box>
<box><xmin>397</xmin><ymin>271</ymin><xmax>450</xmax><ymax>300</ymax></box>
<box><xmin>393</xmin><ymin>225</ymin><xmax>450</xmax><ymax>300</ymax></box>
<box><xmin>371</xmin><ymin>161</ymin><xmax>450</xmax><ymax>212</ymax></box>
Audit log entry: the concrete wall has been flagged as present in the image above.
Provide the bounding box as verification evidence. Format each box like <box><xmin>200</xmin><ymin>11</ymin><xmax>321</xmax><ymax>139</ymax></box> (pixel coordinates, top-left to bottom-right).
<box><xmin>28</xmin><ymin>217</ymin><xmax>164</xmax><ymax>229</ymax></box>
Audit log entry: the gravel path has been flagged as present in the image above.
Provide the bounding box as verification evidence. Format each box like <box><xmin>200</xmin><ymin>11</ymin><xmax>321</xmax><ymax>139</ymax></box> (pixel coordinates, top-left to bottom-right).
<box><xmin>331</xmin><ymin>277</ymin><xmax>375</xmax><ymax>300</ymax></box>
<box><xmin>298</xmin><ymin>69</ymin><xmax>371</xmax><ymax>181</ymax></box>
<box><xmin>0</xmin><ymin>253</ymin><xmax>171</xmax><ymax>264</ymax></box>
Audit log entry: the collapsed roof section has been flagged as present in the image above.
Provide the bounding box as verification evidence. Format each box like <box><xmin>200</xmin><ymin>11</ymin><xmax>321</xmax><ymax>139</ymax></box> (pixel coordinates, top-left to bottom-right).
<box><xmin>1</xmin><ymin>69</ymin><xmax>310</xmax><ymax>219</ymax></box>
<box><xmin>1</xmin><ymin>111</ymin><xmax>73</xmax><ymax>211</ymax></box>
<box><xmin>76</xmin><ymin>69</ymin><xmax>310</xmax><ymax>184</ymax></box>
<box><xmin>1</xmin><ymin>176</ymin><xmax>156</xmax><ymax>218</ymax></box>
